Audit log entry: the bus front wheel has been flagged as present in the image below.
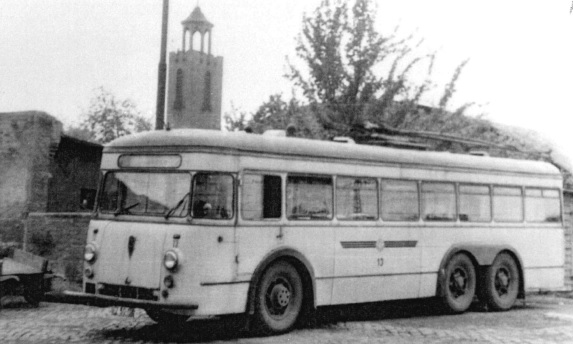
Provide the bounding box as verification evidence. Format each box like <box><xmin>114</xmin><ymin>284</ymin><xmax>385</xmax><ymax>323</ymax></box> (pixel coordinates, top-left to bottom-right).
<box><xmin>442</xmin><ymin>253</ymin><xmax>476</xmax><ymax>313</ymax></box>
<box><xmin>254</xmin><ymin>261</ymin><xmax>303</xmax><ymax>334</ymax></box>
<box><xmin>482</xmin><ymin>253</ymin><xmax>519</xmax><ymax>311</ymax></box>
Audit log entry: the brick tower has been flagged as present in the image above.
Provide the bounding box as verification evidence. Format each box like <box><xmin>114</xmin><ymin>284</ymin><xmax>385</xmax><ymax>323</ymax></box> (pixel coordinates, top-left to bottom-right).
<box><xmin>167</xmin><ymin>6</ymin><xmax>223</xmax><ymax>130</ymax></box>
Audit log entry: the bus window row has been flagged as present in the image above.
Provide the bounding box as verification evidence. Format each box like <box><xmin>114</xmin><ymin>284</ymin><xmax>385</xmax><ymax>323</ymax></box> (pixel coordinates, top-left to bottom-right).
<box><xmin>242</xmin><ymin>173</ymin><xmax>562</xmax><ymax>224</ymax></box>
<box><xmin>98</xmin><ymin>171</ymin><xmax>561</xmax><ymax>223</ymax></box>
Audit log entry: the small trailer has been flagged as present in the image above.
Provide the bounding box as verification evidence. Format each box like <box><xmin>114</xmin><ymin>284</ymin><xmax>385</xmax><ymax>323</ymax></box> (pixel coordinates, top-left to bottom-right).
<box><xmin>0</xmin><ymin>249</ymin><xmax>55</xmax><ymax>307</ymax></box>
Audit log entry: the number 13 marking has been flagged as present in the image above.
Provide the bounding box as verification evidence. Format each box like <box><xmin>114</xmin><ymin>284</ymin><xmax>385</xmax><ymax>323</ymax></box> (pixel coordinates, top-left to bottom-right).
<box><xmin>377</xmin><ymin>258</ymin><xmax>384</xmax><ymax>267</ymax></box>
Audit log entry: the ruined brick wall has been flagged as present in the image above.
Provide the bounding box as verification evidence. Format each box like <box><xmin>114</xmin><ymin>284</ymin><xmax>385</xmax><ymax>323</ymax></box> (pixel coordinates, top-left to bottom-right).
<box><xmin>0</xmin><ymin>112</ymin><xmax>61</xmax><ymax>245</ymax></box>
<box><xmin>24</xmin><ymin>213</ymin><xmax>90</xmax><ymax>283</ymax></box>
<box><xmin>563</xmin><ymin>191</ymin><xmax>573</xmax><ymax>290</ymax></box>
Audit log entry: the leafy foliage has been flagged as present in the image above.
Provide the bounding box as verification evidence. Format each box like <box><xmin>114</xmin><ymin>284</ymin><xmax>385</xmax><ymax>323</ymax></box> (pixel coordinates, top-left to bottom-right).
<box><xmin>225</xmin><ymin>0</ymin><xmax>472</xmax><ymax>140</ymax></box>
<box><xmin>224</xmin><ymin>0</ymin><xmax>563</xmax><ymax>178</ymax></box>
<box><xmin>287</xmin><ymin>0</ymin><xmax>448</xmax><ymax>134</ymax></box>
<box><xmin>67</xmin><ymin>87</ymin><xmax>152</xmax><ymax>144</ymax></box>
<box><xmin>224</xmin><ymin>105</ymin><xmax>250</xmax><ymax>132</ymax></box>
<box><xmin>225</xmin><ymin>95</ymin><xmax>325</xmax><ymax>139</ymax></box>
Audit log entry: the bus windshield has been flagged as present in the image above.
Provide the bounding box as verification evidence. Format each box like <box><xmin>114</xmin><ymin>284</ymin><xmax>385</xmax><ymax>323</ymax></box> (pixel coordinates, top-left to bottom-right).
<box><xmin>99</xmin><ymin>172</ymin><xmax>191</xmax><ymax>217</ymax></box>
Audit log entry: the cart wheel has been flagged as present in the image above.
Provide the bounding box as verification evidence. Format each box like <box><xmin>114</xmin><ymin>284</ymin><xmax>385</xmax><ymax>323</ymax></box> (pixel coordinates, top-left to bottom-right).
<box><xmin>23</xmin><ymin>287</ymin><xmax>41</xmax><ymax>307</ymax></box>
<box><xmin>23</xmin><ymin>277</ymin><xmax>43</xmax><ymax>307</ymax></box>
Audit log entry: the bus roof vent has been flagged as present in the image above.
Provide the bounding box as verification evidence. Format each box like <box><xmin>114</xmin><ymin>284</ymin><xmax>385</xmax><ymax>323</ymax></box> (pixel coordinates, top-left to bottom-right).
<box><xmin>332</xmin><ymin>136</ymin><xmax>356</xmax><ymax>144</ymax></box>
<box><xmin>469</xmin><ymin>150</ymin><xmax>490</xmax><ymax>157</ymax></box>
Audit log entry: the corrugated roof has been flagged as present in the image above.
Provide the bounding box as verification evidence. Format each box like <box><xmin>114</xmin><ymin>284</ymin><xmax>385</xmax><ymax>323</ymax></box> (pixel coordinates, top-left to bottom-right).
<box><xmin>106</xmin><ymin>129</ymin><xmax>561</xmax><ymax>177</ymax></box>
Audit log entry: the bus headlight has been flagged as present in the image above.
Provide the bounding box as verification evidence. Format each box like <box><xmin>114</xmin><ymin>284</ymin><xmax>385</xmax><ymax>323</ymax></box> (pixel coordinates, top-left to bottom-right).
<box><xmin>164</xmin><ymin>250</ymin><xmax>179</xmax><ymax>271</ymax></box>
<box><xmin>84</xmin><ymin>243</ymin><xmax>97</xmax><ymax>263</ymax></box>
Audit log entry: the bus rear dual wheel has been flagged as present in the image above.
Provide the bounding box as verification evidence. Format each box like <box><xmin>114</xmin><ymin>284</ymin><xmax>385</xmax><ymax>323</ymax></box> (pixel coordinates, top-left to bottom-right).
<box><xmin>442</xmin><ymin>253</ymin><xmax>519</xmax><ymax>313</ymax></box>
<box><xmin>253</xmin><ymin>261</ymin><xmax>304</xmax><ymax>334</ymax></box>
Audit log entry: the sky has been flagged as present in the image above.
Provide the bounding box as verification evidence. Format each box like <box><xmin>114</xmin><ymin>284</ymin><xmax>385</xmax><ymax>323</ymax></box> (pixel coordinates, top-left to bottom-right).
<box><xmin>1</xmin><ymin>0</ymin><xmax>573</xmax><ymax>165</ymax></box>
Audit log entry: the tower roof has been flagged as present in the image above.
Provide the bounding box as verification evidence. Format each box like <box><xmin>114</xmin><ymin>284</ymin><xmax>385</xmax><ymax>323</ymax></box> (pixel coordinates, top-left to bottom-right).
<box><xmin>182</xmin><ymin>6</ymin><xmax>213</xmax><ymax>29</ymax></box>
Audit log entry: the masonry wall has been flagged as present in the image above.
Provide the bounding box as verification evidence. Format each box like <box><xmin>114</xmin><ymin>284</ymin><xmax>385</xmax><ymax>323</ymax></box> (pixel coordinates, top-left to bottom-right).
<box><xmin>563</xmin><ymin>191</ymin><xmax>573</xmax><ymax>290</ymax></box>
<box><xmin>167</xmin><ymin>50</ymin><xmax>223</xmax><ymax>130</ymax></box>
<box><xmin>0</xmin><ymin>112</ymin><xmax>61</xmax><ymax>246</ymax></box>
<box><xmin>0</xmin><ymin>112</ymin><xmax>101</xmax><ymax>286</ymax></box>
<box><xmin>24</xmin><ymin>213</ymin><xmax>90</xmax><ymax>284</ymax></box>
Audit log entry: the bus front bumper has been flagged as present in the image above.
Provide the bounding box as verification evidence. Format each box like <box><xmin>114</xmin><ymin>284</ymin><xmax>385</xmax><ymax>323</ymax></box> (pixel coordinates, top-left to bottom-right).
<box><xmin>44</xmin><ymin>290</ymin><xmax>199</xmax><ymax>310</ymax></box>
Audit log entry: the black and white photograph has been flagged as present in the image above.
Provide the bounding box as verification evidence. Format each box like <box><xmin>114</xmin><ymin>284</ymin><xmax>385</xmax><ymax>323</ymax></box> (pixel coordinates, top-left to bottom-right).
<box><xmin>1</xmin><ymin>1</ymin><xmax>573</xmax><ymax>343</ymax></box>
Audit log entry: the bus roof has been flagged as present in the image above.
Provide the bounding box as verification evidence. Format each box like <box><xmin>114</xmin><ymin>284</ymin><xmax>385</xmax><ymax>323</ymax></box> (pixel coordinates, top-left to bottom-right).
<box><xmin>106</xmin><ymin>129</ymin><xmax>561</xmax><ymax>177</ymax></box>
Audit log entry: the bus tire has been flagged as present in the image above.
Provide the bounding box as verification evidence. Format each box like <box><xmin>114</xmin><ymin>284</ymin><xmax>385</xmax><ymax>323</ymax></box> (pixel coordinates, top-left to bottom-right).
<box><xmin>482</xmin><ymin>253</ymin><xmax>519</xmax><ymax>311</ymax></box>
<box><xmin>442</xmin><ymin>253</ymin><xmax>476</xmax><ymax>313</ymax></box>
<box><xmin>253</xmin><ymin>261</ymin><xmax>303</xmax><ymax>334</ymax></box>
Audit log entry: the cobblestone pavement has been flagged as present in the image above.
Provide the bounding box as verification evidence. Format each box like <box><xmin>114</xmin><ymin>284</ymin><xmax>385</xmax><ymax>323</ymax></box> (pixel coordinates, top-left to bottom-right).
<box><xmin>1</xmin><ymin>294</ymin><xmax>573</xmax><ymax>343</ymax></box>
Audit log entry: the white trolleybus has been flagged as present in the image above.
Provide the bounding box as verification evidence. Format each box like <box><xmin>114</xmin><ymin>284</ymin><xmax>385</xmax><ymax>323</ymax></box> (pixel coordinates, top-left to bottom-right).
<box><xmin>67</xmin><ymin>128</ymin><xmax>564</xmax><ymax>334</ymax></box>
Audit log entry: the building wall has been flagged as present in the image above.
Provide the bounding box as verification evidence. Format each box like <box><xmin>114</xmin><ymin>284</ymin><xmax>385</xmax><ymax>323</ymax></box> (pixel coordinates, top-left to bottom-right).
<box><xmin>0</xmin><ymin>112</ymin><xmax>62</xmax><ymax>245</ymax></box>
<box><xmin>47</xmin><ymin>136</ymin><xmax>102</xmax><ymax>212</ymax></box>
<box><xmin>24</xmin><ymin>213</ymin><xmax>91</xmax><ymax>284</ymax></box>
<box><xmin>563</xmin><ymin>191</ymin><xmax>573</xmax><ymax>290</ymax></box>
<box><xmin>166</xmin><ymin>50</ymin><xmax>223</xmax><ymax>130</ymax></box>
<box><xmin>0</xmin><ymin>112</ymin><xmax>102</xmax><ymax>280</ymax></box>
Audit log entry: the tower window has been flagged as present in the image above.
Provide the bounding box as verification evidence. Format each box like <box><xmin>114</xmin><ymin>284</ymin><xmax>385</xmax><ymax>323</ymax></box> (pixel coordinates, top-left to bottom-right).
<box><xmin>202</xmin><ymin>71</ymin><xmax>212</xmax><ymax>112</ymax></box>
<box><xmin>173</xmin><ymin>69</ymin><xmax>184</xmax><ymax>111</ymax></box>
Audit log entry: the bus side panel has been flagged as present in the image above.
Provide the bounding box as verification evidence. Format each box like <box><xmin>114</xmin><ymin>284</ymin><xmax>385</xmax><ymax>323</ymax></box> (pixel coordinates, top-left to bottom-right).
<box><xmin>332</xmin><ymin>225</ymin><xmax>422</xmax><ymax>304</ymax></box>
<box><xmin>419</xmin><ymin>225</ymin><xmax>565</xmax><ymax>297</ymax></box>
<box><xmin>520</xmin><ymin>227</ymin><xmax>564</xmax><ymax>291</ymax></box>
<box><xmin>525</xmin><ymin>268</ymin><xmax>564</xmax><ymax>291</ymax></box>
<box><xmin>163</xmin><ymin>224</ymin><xmax>245</xmax><ymax>315</ymax></box>
<box><xmin>419</xmin><ymin>225</ymin><xmax>491</xmax><ymax>298</ymax></box>
<box><xmin>235</xmin><ymin>225</ymin><xmax>335</xmax><ymax>307</ymax></box>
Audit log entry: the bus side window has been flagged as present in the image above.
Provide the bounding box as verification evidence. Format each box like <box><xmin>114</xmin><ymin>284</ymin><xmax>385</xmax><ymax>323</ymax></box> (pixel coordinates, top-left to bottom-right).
<box><xmin>421</xmin><ymin>182</ymin><xmax>456</xmax><ymax>221</ymax></box>
<box><xmin>242</xmin><ymin>174</ymin><xmax>282</xmax><ymax>220</ymax></box>
<box><xmin>192</xmin><ymin>173</ymin><xmax>234</xmax><ymax>219</ymax></box>
<box><xmin>493</xmin><ymin>186</ymin><xmax>523</xmax><ymax>222</ymax></box>
<box><xmin>100</xmin><ymin>173</ymin><xmax>119</xmax><ymax>212</ymax></box>
<box><xmin>525</xmin><ymin>188</ymin><xmax>561</xmax><ymax>223</ymax></box>
<box><xmin>381</xmin><ymin>180</ymin><xmax>419</xmax><ymax>221</ymax></box>
<box><xmin>458</xmin><ymin>184</ymin><xmax>491</xmax><ymax>222</ymax></box>
<box><xmin>336</xmin><ymin>177</ymin><xmax>378</xmax><ymax>220</ymax></box>
<box><xmin>287</xmin><ymin>175</ymin><xmax>333</xmax><ymax>220</ymax></box>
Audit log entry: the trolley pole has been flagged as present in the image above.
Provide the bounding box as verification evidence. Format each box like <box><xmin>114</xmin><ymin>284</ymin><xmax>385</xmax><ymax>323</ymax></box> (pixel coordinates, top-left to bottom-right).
<box><xmin>155</xmin><ymin>0</ymin><xmax>169</xmax><ymax>130</ymax></box>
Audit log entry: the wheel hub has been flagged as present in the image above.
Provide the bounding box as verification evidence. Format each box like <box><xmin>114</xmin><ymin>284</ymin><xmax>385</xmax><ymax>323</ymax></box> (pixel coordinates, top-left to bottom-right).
<box><xmin>495</xmin><ymin>268</ymin><xmax>510</xmax><ymax>295</ymax></box>
<box><xmin>271</xmin><ymin>284</ymin><xmax>291</xmax><ymax>308</ymax></box>
<box><xmin>450</xmin><ymin>269</ymin><xmax>467</xmax><ymax>297</ymax></box>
